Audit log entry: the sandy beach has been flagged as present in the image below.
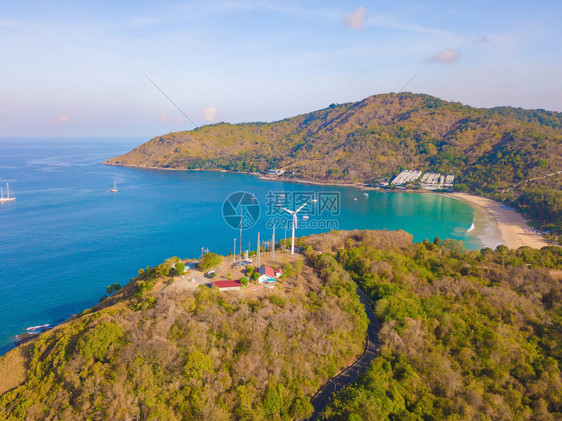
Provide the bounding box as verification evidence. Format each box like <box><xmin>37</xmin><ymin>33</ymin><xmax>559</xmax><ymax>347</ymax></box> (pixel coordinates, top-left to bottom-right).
<box><xmin>448</xmin><ymin>193</ymin><xmax>550</xmax><ymax>250</ymax></box>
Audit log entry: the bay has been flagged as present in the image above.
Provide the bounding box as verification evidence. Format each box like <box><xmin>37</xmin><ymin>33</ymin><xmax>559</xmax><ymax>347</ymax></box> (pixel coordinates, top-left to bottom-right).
<box><xmin>0</xmin><ymin>138</ymin><xmax>482</xmax><ymax>353</ymax></box>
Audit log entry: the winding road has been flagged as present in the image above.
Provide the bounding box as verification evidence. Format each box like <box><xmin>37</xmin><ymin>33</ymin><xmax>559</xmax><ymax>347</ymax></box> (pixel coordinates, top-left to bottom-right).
<box><xmin>308</xmin><ymin>287</ymin><xmax>381</xmax><ymax>420</ymax></box>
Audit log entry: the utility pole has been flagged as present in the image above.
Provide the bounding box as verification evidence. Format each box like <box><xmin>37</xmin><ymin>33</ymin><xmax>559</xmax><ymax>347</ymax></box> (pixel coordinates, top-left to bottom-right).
<box><xmin>257</xmin><ymin>232</ymin><xmax>261</xmax><ymax>267</ymax></box>
<box><xmin>272</xmin><ymin>225</ymin><xmax>275</xmax><ymax>259</ymax></box>
<box><xmin>233</xmin><ymin>238</ymin><xmax>236</xmax><ymax>264</ymax></box>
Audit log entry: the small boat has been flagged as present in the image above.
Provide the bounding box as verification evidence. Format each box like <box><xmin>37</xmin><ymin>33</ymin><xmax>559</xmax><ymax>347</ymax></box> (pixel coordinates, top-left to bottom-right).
<box><xmin>110</xmin><ymin>182</ymin><xmax>118</xmax><ymax>192</ymax></box>
<box><xmin>0</xmin><ymin>183</ymin><xmax>16</xmax><ymax>203</ymax></box>
<box><xmin>363</xmin><ymin>192</ymin><xmax>369</xmax><ymax>197</ymax></box>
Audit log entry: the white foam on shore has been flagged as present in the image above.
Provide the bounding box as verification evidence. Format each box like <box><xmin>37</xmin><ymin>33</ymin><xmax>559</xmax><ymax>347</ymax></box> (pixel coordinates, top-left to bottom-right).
<box><xmin>464</xmin><ymin>201</ymin><xmax>502</xmax><ymax>249</ymax></box>
<box><xmin>25</xmin><ymin>323</ymin><xmax>51</xmax><ymax>332</ymax></box>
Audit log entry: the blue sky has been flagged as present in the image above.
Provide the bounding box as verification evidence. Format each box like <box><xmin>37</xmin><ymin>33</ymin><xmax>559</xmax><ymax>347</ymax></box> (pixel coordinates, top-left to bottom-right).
<box><xmin>1</xmin><ymin>0</ymin><xmax>561</xmax><ymax>137</ymax></box>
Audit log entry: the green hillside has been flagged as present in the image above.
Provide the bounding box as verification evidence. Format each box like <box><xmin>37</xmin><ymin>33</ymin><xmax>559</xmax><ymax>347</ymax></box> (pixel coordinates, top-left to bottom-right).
<box><xmin>0</xmin><ymin>253</ymin><xmax>367</xmax><ymax>420</ymax></box>
<box><xmin>300</xmin><ymin>230</ymin><xmax>562</xmax><ymax>420</ymax></box>
<box><xmin>1</xmin><ymin>230</ymin><xmax>561</xmax><ymax>420</ymax></box>
<box><xmin>106</xmin><ymin>93</ymin><xmax>562</xmax><ymax>233</ymax></box>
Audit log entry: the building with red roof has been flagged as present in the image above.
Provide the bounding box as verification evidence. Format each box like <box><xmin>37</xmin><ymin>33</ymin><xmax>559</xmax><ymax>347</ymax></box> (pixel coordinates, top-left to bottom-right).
<box><xmin>211</xmin><ymin>280</ymin><xmax>242</xmax><ymax>292</ymax></box>
<box><xmin>258</xmin><ymin>265</ymin><xmax>275</xmax><ymax>277</ymax></box>
<box><xmin>257</xmin><ymin>265</ymin><xmax>276</xmax><ymax>287</ymax></box>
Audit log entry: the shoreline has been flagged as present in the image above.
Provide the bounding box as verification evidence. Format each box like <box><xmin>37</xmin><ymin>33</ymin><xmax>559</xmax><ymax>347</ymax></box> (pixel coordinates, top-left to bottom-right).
<box><xmin>103</xmin><ymin>161</ymin><xmax>366</xmax><ymax>188</ymax></box>
<box><xmin>446</xmin><ymin>193</ymin><xmax>550</xmax><ymax>250</ymax></box>
<box><xmin>103</xmin><ymin>162</ymin><xmax>551</xmax><ymax>250</ymax></box>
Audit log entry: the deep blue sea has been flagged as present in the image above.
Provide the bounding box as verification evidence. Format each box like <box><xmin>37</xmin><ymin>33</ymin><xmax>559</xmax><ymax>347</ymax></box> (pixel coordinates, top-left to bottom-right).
<box><xmin>0</xmin><ymin>138</ymin><xmax>481</xmax><ymax>353</ymax></box>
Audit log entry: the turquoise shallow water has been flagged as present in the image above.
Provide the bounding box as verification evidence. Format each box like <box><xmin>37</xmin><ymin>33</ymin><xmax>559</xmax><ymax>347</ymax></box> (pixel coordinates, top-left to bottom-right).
<box><xmin>0</xmin><ymin>138</ymin><xmax>480</xmax><ymax>353</ymax></box>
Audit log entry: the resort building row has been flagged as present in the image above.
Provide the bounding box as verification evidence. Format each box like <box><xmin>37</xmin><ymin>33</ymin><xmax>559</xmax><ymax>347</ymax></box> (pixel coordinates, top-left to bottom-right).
<box><xmin>390</xmin><ymin>170</ymin><xmax>455</xmax><ymax>190</ymax></box>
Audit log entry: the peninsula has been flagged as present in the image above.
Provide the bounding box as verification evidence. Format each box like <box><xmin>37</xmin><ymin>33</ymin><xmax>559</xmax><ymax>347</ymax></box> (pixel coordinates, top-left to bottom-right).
<box><xmin>105</xmin><ymin>92</ymin><xmax>562</xmax><ymax>245</ymax></box>
<box><xmin>1</xmin><ymin>230</ymin><xmax>560</xmax><ymax>419</ymax></box>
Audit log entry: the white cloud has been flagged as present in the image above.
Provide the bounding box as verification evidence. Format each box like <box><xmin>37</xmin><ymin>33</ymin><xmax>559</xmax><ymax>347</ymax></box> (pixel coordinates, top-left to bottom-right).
<box><xmin>431</xmin><ymin>49</ymin><xmax>461</xmax><ymax>64</ymax></box>
<box><xmin>53</xmin><ymin>115</ymin><xmax>69</xmax><ymax>124</ymax></box>
<box><xmin>200</xmin><ymin>106</ymin><xmax>218</xmax><ymax>122</ymax></box>
<box><xmin>343</xmin><ymin>7</ymin><xmax>367</xmax><ymax>30</ymax></box>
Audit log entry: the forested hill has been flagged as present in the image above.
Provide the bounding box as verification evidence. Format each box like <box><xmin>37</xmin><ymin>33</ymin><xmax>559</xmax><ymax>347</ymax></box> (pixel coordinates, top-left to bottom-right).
<box><xmin>0</xmin><ymin>249</ymin><xmax>368</xmax><ymax>419</ymax></box>
<box><xmin>106</xmin><ymin>93</ymin><xmax>562</xmax><ymax>232</ymax></box>
<box><xmin>1</xmin><ymin>230</ymin><xmax>561</xmax><ymax>419</ymax></box>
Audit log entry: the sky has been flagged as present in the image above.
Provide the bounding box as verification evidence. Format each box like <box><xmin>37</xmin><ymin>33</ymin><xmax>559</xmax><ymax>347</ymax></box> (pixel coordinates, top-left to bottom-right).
<box><xmin>1</xmin><ymin>0</ymin><xmax>561</xmax><ymax>138</ymax></box>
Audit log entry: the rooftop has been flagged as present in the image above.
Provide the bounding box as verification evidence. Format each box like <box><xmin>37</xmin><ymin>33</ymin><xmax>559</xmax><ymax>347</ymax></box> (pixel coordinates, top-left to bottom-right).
<box><xmin>211</xmin><ymin>280</ymin><xmax>242</xmax><ymax>289</ymax></box>
<box><xmin>258</xmin><ymin>265</ymin><xmax>275</xmax><ymax>277</ymax></box>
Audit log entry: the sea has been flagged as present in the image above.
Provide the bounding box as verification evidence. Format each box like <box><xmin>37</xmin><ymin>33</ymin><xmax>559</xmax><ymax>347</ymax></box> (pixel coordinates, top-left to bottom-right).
<box><xmin>0</xmin><ymin>137</ymin><xmax>492</xmax><ymax>354</ymax></box>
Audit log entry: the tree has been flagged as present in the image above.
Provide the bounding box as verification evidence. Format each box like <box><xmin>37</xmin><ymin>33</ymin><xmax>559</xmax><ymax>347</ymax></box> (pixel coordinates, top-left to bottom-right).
<box><xmin>184</xmin><ymin>350</ymin><xmax>213</xmax><ymax>380</ymax></box>
<box><xmin>76</xmin><ymin>322</ymin><xmax>124</xmax><ymax>362</ymax></box>
<box><xmin>106</xmin><ymin>283</ymin><xmax>121</xmax><ymax>295</ymax></box>
<box><xmin>155</xmin><ymin>262</ymin><xmax>170</xmax><ymax>276</ymax></box>
<box><xmin>175</xmin><ymin>262</ymin><xmax>185</xmax><ymax>275</ymax></box>
<box><xmin>198</xmin><ymin>253</ymin><xmax>222</xmax><ymax>270</ymax></box>
<box><xmin>246</xmin><ymin>265</ymin><xmax>254</xmax><ymax>277</ymax></box>
<box><xmin>240</xmin><ymin>277</ymin><xmax>249</xmax><ymax>287</ymax></box>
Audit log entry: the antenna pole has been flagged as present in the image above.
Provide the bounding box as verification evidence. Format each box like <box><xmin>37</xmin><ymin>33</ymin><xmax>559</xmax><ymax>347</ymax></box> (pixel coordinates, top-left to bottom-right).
<box><xmin>257</xmin><ymin>232</ymin><xmax>261</xmax><ymax>267</ymax></box>
<box><xmin>272</xmin><ymin>225</ymin><xmax>275</xmax><ymax>259</ymax></box>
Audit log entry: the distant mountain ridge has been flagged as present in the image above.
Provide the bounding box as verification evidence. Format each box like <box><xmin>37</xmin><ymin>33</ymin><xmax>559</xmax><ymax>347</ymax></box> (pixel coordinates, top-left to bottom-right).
<box><xmin>106</xmin><ymin>92</ymin><xmax>562</xmax><ymax>232</ymax></box>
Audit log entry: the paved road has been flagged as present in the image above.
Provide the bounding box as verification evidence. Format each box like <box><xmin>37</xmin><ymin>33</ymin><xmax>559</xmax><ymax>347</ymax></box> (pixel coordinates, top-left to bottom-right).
<box><xmin>308</xmin><ymin>287</ymin><xmax>381</xmax><ymax>420</ymax></box>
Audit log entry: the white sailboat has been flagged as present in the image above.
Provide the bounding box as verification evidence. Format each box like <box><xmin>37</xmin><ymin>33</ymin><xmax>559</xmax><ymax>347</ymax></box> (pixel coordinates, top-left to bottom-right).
<box><xmin>0</xmin><ymin>183</ymin><xmax>16</xmax><ymax>203</ymax></box>
<box><xmin>110</xmin><ymin>181</ymin><xmax>118</xmax><ymax>192</ymax></box>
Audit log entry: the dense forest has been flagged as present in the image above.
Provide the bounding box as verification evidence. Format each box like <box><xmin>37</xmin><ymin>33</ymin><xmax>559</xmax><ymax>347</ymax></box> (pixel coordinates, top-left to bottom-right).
<box><xmin>300</xmin><ymin>230</ymin><xmax>562</xmax><ymax>420</ymax></box>
<box><xmin>1</xmin><ymin>230</ymin><xmax>561</xmax><ymax>420</ymax></box>
<box><xmin>105</xmin><ymin>92</ymin><xmax>562</xmax><ymax>233</ymax></box>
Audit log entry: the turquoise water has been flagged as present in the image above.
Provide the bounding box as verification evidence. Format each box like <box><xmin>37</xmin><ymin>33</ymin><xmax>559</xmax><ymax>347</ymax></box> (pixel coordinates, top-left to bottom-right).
<box><xmin>0</xmin><ymin>138</ymin><xmax>479</xmax><ymax>353</ymax></box>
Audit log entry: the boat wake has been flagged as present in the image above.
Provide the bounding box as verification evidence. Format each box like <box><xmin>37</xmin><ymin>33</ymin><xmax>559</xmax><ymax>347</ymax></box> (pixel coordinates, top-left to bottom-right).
<box><xmin>467</xmin><ymin>222</ymin><xmax>475</xmax><ymax>233</ymax></box>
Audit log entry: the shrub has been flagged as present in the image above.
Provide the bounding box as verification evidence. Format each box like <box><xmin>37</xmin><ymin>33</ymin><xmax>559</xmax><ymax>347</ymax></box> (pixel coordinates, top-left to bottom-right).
<box><xmin>282</xmin><ymin>263</ymin><xmax>295</xmax><ymax>277</ymax></box>
<box><xmin>75</xmin><ymin>322</ymin><xmax>124</xmax><ymax>361</ymax></box>
<box><xmin>175</xmin><ymin>262</ymin><xmax>185</xmax><ymax>275</ymax></box>
<box><xmin>199</xmin><ymin>253</ymin><xmax>222</xmax><ymax>270</ymax></box>
<box><xmin>106</xmin><ymin>283</ymin><xmax>121</xmax><ymax>295</ymax></box>
<box><xmin>269</xmin><ymin>295</ymin><xmax>286</xmax><ymax>308</ymax></box>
